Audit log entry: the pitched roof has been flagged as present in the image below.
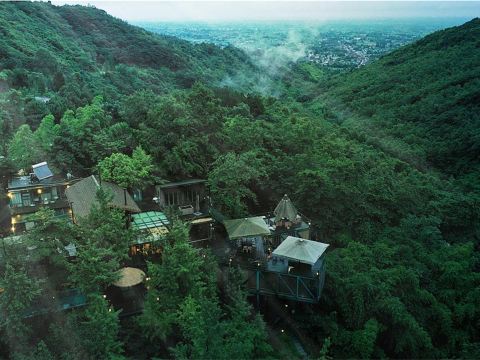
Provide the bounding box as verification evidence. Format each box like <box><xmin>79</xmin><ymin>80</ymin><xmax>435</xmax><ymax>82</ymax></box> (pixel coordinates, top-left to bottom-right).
<box><xmin>223</xmin><ymin>216</ymin><xmax>271</xmax><ymax>239</ymax></box>
<box><xmin>274</xmin><ymin>194</ymin><xmax>298</xmax><ymax>222</ymax></box>
<box><xmin>273</xmin><ymin>236</ymin><xmax>329</xmax><ymax>265</ymax></box>
<box><xmin>65</xmin><ymin>175</ymin><xmax>140</xmax><ymax>220</ymax></box>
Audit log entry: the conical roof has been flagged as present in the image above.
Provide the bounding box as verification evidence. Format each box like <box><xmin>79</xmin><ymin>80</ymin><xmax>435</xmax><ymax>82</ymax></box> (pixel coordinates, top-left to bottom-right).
<box><xmin>274</xmin><ymin>194</ymin><xmax>298</xmax><ymax>222</ymax></box>
<box><xmin>273</xmin><ymin>236</ymin><xmax>329</xmax><ymax>265</ymax></box>
<box><xmin>223</xmin><ymin>216</ymin><xmax>271</xmax><ymax>239</ymax></box>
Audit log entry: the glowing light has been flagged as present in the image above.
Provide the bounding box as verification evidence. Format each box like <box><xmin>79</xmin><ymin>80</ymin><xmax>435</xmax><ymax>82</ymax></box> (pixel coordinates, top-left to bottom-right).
<box><xmin>7</xmin><ymin>192</ymin><xmax>13</xmax><ymax>199</ymax></box>
<box><xmin>11</xmin><ymin>226</ymin><xmax>15</xmax><ymax>233</ymax></box>
<box><xmin>37</xmin><ymin>188</ymin><xmax>42</xmax><ymax>194</ymax></box>
<box><xmin>285</xmin><ymin>304</ymin><xmax>288</xmax><ymax>308</ymax></box>
<box><xmin>281</xmin><ymin>329</ymin><xmax>285</xmax><ymax>333</ymax></box>
<box><xmin>103</xmin><ymin>294</ymin><xmax>107</xmax><ymax>299</ymax></box>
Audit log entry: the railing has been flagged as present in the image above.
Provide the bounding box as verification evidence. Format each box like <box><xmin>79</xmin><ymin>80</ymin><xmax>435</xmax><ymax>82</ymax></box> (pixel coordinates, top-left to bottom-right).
<box><xmin>10</xmin><ymin>198</ymin><xmax>70</xmax><ymax>215</ymax></box>
<box><xmin>246</xmin><ymin>268</ymin><xmax>323</xmax><ymax>303</ymax></box>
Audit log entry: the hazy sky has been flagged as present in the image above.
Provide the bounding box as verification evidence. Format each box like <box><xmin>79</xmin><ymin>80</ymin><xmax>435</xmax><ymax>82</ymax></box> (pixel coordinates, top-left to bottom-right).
<box><xmin>50</xmin><ymin>1</ymin><xmax>480</xmax><ymax>22</ymax></box>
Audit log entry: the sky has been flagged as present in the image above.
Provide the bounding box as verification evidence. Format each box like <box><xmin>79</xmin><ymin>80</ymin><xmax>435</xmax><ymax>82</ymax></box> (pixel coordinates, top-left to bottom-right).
<box><xmin>50</xmin><ymin>1</ymin><xmax>480</xmax><ymax>22</ymax></box>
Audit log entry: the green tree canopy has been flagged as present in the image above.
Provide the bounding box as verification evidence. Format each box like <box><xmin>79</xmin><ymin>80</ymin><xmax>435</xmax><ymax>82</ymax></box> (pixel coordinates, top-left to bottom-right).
<box><xmin>7</xmin><ymin>124</ymin><xmax>42</xmax><ymax>171</ymax></box>
<box><xmin>98</xmin><ymin>146</ymin><xmax>154</xmax><ymax>189</ymax></box>
<box><xmin>208</xmin><ymin>151</ymin><xmax>266</xmax><ymax>218</ymax></box>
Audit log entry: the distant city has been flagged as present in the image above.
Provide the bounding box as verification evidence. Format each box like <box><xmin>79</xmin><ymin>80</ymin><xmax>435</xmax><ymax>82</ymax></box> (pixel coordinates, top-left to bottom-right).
<box><xmin>136</xmin><ymin>18</ymin><xmax>469</xmax><ymax>70</ymax></box>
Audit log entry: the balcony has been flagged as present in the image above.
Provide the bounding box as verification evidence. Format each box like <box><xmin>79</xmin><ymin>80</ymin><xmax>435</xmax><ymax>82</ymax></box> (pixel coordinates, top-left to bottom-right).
<box><xmin>10</xmin><ymin>197</ymin><xmax>70</xmax><ymax>216</ymax></box>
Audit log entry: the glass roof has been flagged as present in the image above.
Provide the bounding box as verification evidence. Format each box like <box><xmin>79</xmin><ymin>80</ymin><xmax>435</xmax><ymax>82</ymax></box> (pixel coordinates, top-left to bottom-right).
<box><xmin>132</xmin><ymin>211</ymin><xmax>170</xmax><ymax>231</ymax></box>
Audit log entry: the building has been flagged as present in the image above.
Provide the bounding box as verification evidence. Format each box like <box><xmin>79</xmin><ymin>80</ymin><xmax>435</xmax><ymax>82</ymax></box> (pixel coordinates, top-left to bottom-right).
<box><xmin>223</xmin><ymin>216</ymin><xmax>271</xmax><ymax>259</ymax></box>
<box><xmin>65</xmin><ymin>175</ymin><xmax>141</xmax><ymax>223</ymax></box>
<box><xmin>6</xmin><ymin>162</ymin><xmax>78</xmax><ymax>234</ymax></box>
<box><xmin>155</xmin><ymin>179</ymin><xmax>207</xmax><ymax>215</ymax></box>
<box><xmin>267</xmin><ymin>194</ymin><xmax>311</xmax><ymax>246</ymax></box>
<box><xmin>155</xmin><ymin>179</ymin><xmax>214</xmax><ymax>242</ymax></box>
<box><xmin>262</xmin><ymin>236</ymin><xmax>329</xmax><ymax>302</ymax></box>
<box><xmin>218</xmin><ymin>195</ymin><xmax>328</xmax><ymax>303</ymax></box>
<box><xmin>129</xmin><ymin>211</ymin><xmax>169</xmax><ymax>259</ymax></box>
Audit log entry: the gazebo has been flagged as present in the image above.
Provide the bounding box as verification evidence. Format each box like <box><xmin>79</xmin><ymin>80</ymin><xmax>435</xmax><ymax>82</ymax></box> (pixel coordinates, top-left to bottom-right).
<box><xmin>269</xmin><ymin>194</ymin><xmax>310</xmax><ymax>243</ymax></box>
<box><xmin>113</xmin><ymin>267</ymin><xmax>146</xmax><ymax>288</ymax></box>
<box><xmin>269</xmin><ymin>236</ymin><xmax>329</xmax><ymax>276</ymax></box>
<box><xmin>223</xmin><ymin>216</ymin><xmax>271</xmax><ymax>257</ymax></box>
<box><xmin>223</xmin><ymin>216</ymin><xmax>271</xmax><ymax>239</ymax></box>
<box><xmin>108</xmin><ymin>267</ymin><xmax>146</xmax><ymax>316</ymax></box>
<box><xmin>274</xmin><ymin>194</ymin><xmax>299</xmax><ymax>224</ymax></box>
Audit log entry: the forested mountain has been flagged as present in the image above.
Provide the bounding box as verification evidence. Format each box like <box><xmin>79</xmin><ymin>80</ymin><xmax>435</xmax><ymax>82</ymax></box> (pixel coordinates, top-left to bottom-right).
<box><xmin>317</xmin><ymin>18</ymin><xmax>480</xmax><ymax>182</ymax></box>
<box><xmin>0</xmin><ymin>2</ymin><xmax>258</xmax><ymax>125</ymax></box>
<box><xmin>0</xmin><ymin>2</ymin><xmax>479</xmax><ymax>359</ymax></box>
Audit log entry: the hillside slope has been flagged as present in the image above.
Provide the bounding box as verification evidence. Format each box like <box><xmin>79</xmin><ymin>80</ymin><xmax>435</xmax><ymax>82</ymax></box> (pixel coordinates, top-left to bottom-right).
<box><xmin>0</xmin><ymin>2</ymin><xmax>258</xmax><ymax>122</ymax></box>
<box><xmin>317</xmin><ymin>18</ymin><xmax>480</xmax><ymax>181</ymax></box>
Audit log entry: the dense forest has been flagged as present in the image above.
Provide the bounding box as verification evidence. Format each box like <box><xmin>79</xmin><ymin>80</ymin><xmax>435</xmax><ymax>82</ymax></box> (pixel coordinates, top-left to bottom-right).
<box><xmin>0</xmin><ymin>2</ymin><xmax>479</xmax><ymax>359</ymax></box>
<box><xmin>316</xmin><ymin>19</ymin><xmax>480</xmax><ymax>180</ymax></box>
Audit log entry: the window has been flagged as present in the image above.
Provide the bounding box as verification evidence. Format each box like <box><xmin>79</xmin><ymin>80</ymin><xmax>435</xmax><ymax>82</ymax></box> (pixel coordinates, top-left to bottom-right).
<box><xmin>41</xmin><ymin>191</ymin><xmax>52</xmax><ymax>204</ymax></box>
<box><xmin>51</xmin><ymin>187</ymin><xmax>58</xmax><ymax>199</ymax></box>
<box><xmin>10</xmin><ymin>192</ymin><xmax>22</xmax><ymax>207</ymax></box>
<box><xmin>21</xmin><ymin>192</ymin><xmax>31</xmax><ymax>207</ymax></box>
<box><xmin>167</xmin><ymin>191</ymin><xmax>181</xmax><ymax>206</ymax></box>
<box><xmin>133</xmin><ymin>189</ymin><xmax>142</xmax><ymax>201</ymax></box>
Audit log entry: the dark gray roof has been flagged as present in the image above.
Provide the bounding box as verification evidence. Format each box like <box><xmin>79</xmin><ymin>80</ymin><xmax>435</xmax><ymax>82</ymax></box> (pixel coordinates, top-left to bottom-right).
<box><xmin>65</xmin><ymin>175</ymin><xmax>140</xmax><ymax>220</ymax></box>
<box><xmin>8</xmin><ymin>174</ymin><xmax>75</xmax><ymax>190</ymax></box>
<box><xmin>7</xmin><ymin>162</ymin><xmax>76</xmax><ymax>190</ymax></box>
<box><xmin>274</xmin><ymin>194</ymin><xmax>298</xmax><ymax>222</ymax></box>
<box><xmin>158</xmin><ymin>179</ymin><xmax>206</xmax><ymax>189</ymax></box>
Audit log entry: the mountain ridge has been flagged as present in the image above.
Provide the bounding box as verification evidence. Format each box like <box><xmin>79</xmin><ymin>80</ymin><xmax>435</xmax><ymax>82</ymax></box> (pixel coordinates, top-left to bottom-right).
<box><xmin>0</xmin><ymin>2</ymin><xmax>259</xmax><ymax>122</ymax></box>
<box><xmin>316</xmin><ymin>18</ymin><xmax>480</xmax><ymax>180</ymax></box>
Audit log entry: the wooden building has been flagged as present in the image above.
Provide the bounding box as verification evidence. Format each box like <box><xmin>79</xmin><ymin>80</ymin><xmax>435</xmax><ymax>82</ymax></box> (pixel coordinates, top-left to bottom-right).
<box><xmin>129</xmin><ymin>211</ymin><xmax>169</xmax><ymax>261</ymax></box>
<box><xmin>6</xmin><ymin>162</ymin><xmax>78</xmax><ymax>233</ymax></box>
<box><xmin>155</xmin><ymin>179</ymin><xmax>207</xmax><ymax>215</ymax></box>
<box><xmin>154</xmin><ymin>179</ymin><xmax>214</xmax><ymax>243</ymax></box>
<box><xmin>218</xmin><ymin>195</ymin><xmax>328</xmax><ymax>303</ymax></box>
<box><xmin>65</xmin><ymin>175</ymin><xmax>141</xmax><ymax>224</ymax></box>
<box><xmin>266</xmin><ymin>194</ymin><xmax>311</xmax><ymax>246</ymax></box>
